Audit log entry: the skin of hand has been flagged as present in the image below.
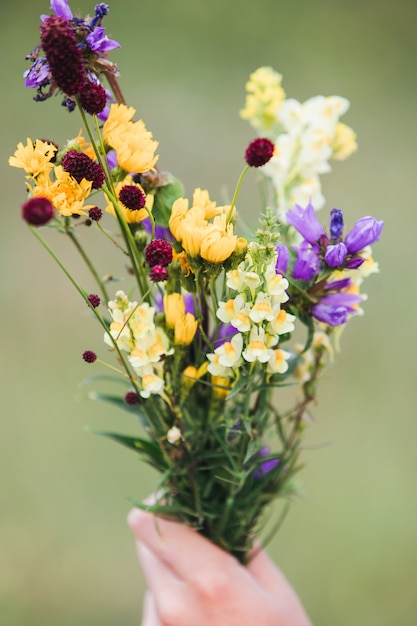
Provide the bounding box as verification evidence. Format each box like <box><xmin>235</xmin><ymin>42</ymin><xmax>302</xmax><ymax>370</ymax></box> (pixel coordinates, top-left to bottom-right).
<box><xmin>128</xmin><ymin>508</ymin><xmax>313</xmax><ymax>626</ymax></box>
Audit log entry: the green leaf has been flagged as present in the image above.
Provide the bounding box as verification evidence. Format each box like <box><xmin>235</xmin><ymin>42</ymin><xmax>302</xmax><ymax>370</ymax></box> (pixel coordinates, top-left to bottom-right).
<box><xmin>152</xmin><ymin>175</ymin><xmax>184</xmax><ymax>227</ymax></box>
<box><xmin>92</xmin><ymin>430</ymin><xmax>168</xmax><ymax>472</ymax></box>
<box><xmin>87</xmin><ymin>390</ymin><xmax>151</xmax><ymax>421</ymax></box>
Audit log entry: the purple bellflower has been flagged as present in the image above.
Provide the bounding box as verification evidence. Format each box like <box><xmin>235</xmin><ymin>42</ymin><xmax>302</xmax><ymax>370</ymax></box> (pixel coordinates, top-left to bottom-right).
<box><xmin>287</xmin><ymin>202</ymin><xmax>384</xmax><ymax>273</ymax></box>
<box><xmin>275</xmin><ymin>244</ymin><xmax>289</xmax><ymax>274</ymax></box>
<box><xmin>287</xmin><ymin>202</ymin><xmax>325</xmax><ymax>244</ymax></box>
<box><xmin>292</xmin><ymin>240</ymin><xmax>320</xmax><ymax>281</ymax></box>
<box><xmin>312</xmin><ymin>290</ymin><xmax>362</xmax><ymax>326</ymax></box>
<box><xmin>344</xmin><ymin>216</ymin><xmax>384</xmax><ymax>254</ymax></box>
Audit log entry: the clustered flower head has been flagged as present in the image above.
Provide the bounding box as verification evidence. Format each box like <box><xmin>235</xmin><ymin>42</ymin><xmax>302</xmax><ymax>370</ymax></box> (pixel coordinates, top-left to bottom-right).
<box><xmin>62</xmin><ymin>150</ymin><xmax>105</xmax><ymax>189</ymax></box>
<box><xmin>24</xmin><ymin>0</ymin><xmax>119</xmax><ymax>112</ymax></box>
<box><xmin>245</xmin><ymin>137</ymin><xmax>275</xmax><ymax>167</ymax></box>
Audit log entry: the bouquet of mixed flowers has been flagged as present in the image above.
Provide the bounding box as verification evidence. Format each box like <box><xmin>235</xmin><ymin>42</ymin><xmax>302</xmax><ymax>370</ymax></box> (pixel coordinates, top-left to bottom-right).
<box><xmin>10</xmin><ymin>0</ymin><xmax>383</xmax><ymax>563</ymax></box>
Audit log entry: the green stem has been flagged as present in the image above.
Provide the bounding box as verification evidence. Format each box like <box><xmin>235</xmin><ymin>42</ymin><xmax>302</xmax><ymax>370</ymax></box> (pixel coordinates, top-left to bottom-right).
<box><xmin>66</xmin><ymin>227</ymin><xmax>110</xmax><ymax>303</ymax></box>
<box><xmin>29</xmin><ymin>226</ymin><xmax>142</xmax><ymax>399</ymax></box>
<box><xmin>226</xmin><ymin>164</ymin><xmax>250</xmax><ymax>226</ymax></box>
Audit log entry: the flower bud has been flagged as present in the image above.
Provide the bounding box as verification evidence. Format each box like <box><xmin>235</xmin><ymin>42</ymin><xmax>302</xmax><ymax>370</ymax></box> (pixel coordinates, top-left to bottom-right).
<box><xmin>22</xmin><ymin>197</ymin><xmax>54</xmax><ymax>226</ymax></box>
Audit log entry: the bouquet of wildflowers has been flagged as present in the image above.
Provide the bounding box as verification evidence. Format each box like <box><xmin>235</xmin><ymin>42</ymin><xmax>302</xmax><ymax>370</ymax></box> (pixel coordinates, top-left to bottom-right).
<box><xmin>10</xmin><ymin>0</ymin><xmax>384</xmax><ymax>563</ymax></box>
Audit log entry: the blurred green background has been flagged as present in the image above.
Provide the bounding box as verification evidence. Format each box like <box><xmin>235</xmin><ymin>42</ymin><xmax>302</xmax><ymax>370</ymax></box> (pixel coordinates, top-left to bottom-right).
<box><xmin>1</xmin><ymin>0</ymin><xmax>416</xmax><ymax>624</ymax></box>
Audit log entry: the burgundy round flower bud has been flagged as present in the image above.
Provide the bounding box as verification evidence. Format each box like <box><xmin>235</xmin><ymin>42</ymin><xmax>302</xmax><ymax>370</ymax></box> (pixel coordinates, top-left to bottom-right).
<box><xmin>149</xmin><ymin>264</ymin><xmax>169</xmax><ymax>282</ymax></box>
<box><xmin>62</xmin><ymin>150</ymin><xmax>105</xmax><ymax>189</ymax></box>
<box><xmin>145</xmin><ymin>238</ymin><xmax>173</xmax><ymax>268</ymax></box>
<box><xmin>124</xmin><ymin>391</ymin><xmax>139</xmax><ymax>405</ymax></box>
<box><xmin>88</xmin><ymin>206</ymin><xmax>103</xmax><ymax>221</ymax></box>
<box><xmin>87</xmin><ymin>294</ymin><xmax>101</xmax><ymax>308</ymax></box>
<box><xmin>22</xmin><ymin>197</ymin><xmax>54</xmax><ymax>226</ymax></box>
<box><xmin>82</xmin><ymin>350</ymin><xmax>97</xmax><ymax>363</ymax></box>
<box><xmin>40</xmin><ymin>16</ymin><xmax>85</xmax><ymax>96</ymax></box>
<box><xmin>78</xmin><ymin>81</ymin><xmax>107</xmax><ymax>116</ymax></box>
<box><xmin>245</xmin><ymin>137</ymin><xmax>275</xmax><ymax>167</ymax></box>
<box><xmin>119</xmin><ymin>185</ymin><xmax>147</xmax><ymax>211</ymax></box>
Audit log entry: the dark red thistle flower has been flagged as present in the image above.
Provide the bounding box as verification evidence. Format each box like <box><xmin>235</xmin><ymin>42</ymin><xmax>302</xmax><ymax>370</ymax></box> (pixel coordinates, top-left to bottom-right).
<box><xmin>124</xmin><ymin>391</ymin><xmax>139</xmax><ymax>405</ymax></box>
<box><xmin>88</xmin><ymin>206</ymin><xmax>103</xmax><ymax>221</ymax></box>
<box><xmin>22</xmin><ymin>197</ymin><xmax>54</xmax><ymax>226</ymax></box>
<box><xmin>78</xmin><ymin>81</ymin><xmax>107</xmax><ymax>115</ymax></box>
<box><xmin>119</xmin><ymin>185</ymin><xmax>146</xmax><ymax>211</ymax></box>
<box><xmin>87</xmin><ymin>294</ymin><xmax>101</xmax><ymax>308</ymax></box>
<box><xmin>149</xmin><ymin>264</ymin><xmax>169</xmax><ymax>282</ymax></box>
<box><xmin>245</xmin><ymin>137</ymin><xmax>275</xmax><ymax>167</ymax></box>
<box><xmin>145</xmin><ymin>238</ymin><xmax>173</xmax><ymax>267</ymax></box>
<box><xmin>40</xmin><ymin>16</ymin><xmax>85</xmax><ymax>96</ymax></box>
<box><xmin>82</xmin><ymin>350</ymin><xmax>97</xmax><ymax>363</ymax></box>
<box><xmin>61</xmin><ymin>150</ymin><xmax>105</xmax><ymax>189</ymax></box>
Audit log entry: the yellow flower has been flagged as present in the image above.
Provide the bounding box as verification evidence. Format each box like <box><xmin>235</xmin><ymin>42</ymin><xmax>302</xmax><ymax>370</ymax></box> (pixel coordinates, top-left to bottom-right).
<box><xmin>200</xmin><ymin>223</ymin><xmax>237</xmax><ymax>263</ymax></box>
<box><xmin>211</xmin><ymin>375</ymin><xmax>232</xmax><ymax>398</ymax></box>
<box><xmin>9</xmin><ymin>138</ymin><xmax>57</xmax><ymax>177</ymax></box>
<box><xmin>33</xmin><ymin>165</ymin><xmax>94</xmax><ymax>216</ymax></box>
<box><xmin>169</xmin><ymin>197</ymin><xmax>189</xmax><ymax>242</ymax></box>
<box><xmin>332</xmin><ymin>122</ymin><xmax>358</xmax><ymax>161</ymax></box>
<box><xmin>105</xmin><ymin>175</ymin><xmax>152</xmax><ymax>223</ymax></box>
<box><xmin>240</xmin><ymin>66</ymin><xmax>286</xmax><ymax>130</ymax></box>
<box><xmin>173</xmin><ymin>250</ymin><xmax>192</xmax><ymax>277</ymax></box>
<box><xmin>163</xmin><ymin>293</ymin><xmax>186</xmax><ymax>328</ymax></box>
<box><xmin>192</xmin><ymin>188</ymin><xmax>221</xmax><ymax>220</ymax></box>
<box><xmin>181</xmin><ymin>221</ymin><xmax>206</xmax><ymax>257</ymax></box>
<box><xmin>103</xmin><ymin>104</ymin><xmax>158</xmax><ymax>173</ymax></box>
<box><xmin>174</xmin><ymin>313</ymin><xmax>198</xmax><ymax>345</ymax></box>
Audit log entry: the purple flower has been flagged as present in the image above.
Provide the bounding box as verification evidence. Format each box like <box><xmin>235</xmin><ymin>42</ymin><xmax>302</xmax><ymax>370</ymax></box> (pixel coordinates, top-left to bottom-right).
<box><xmin>254</xmin><ymin>447</ymin><xmax>280</xmax><ymax>478</ymax></box>
<box><xmin>293</xmin><ymin>240</ymin><xmax>320</xmax><ymax>281</ymax></box>
<box><xmin>215</xmin><ymin>324</ymin><xmax>238</xmax><ymax>347</ymax></box>
<box><xmin>312</xmin><ymin>292</ymin><xmax>362</xmax><ymax>326</ymax></box>
<box><xmin>86</xmin><ymin>27</ymin><xmax>120</xmax><ymax>53</ymax></box>
<box><xmin>24</xmin><ymin>58</ymin><xmax>50</xmax><ymax>88</ymax></box>
<box><xmin>324</xmin><ymin>242</ymin><xmax>348</xmax><ymax>267</ymax></box>
<box><xmin>89</xmin><ymin>3</ymin><xmax>110</xmax><ymax>28</ymax></box>
<box><xmin>329</xmin><ymin>208</ymin><xmax>344</xmax><ymax>241</ymax></box>
<box><xmin>344</xmin><ymin>216</ymin><xmax>384</xmax><ymax>254</ymax></box>
<box><xmin>324</xmin><ymin>277</ymin><xmax>352</xmax><ymax>291</ymax></box>
<box><xmin>344</xmin><ymin>256</ymin><xmax>365</xmax><ymax>269</ymax></box>
<box><xmin>50</xmin><ymin>0</ymin><xmax>73</xmax><ymax>19</ymax></box>
<box><xmin>275</xmin><ymin>244</ymin><xmax>289</xmax><ymax>274</ymax></box>
<box><xmin>142</xmin><ymin>219</ymin><xmax>174</xmax><ymax>243</ymax></box>
<box><xmin>287</xmin><ymin>202</ymin><xmax>325</xmax><ymax>244</ymax></box>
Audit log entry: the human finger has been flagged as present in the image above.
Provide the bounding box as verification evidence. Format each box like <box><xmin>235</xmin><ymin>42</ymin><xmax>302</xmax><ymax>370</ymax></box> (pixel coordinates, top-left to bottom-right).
<box><xmin>141</xmin><ymin>591</ymin><xmax>162</xmax><ymax>626</ymax></box>
<box><xmin>128</xmin><ymin>507</ymin><xmax>239</xmax><ymax>583</ymax></box>
<box><xmin>248</xmin><ymin>548</ymin><xmax>312</xmax><ymax>626</ymax></box>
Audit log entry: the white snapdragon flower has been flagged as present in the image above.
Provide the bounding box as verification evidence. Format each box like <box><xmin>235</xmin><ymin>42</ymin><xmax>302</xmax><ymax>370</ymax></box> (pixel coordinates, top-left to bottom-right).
<box><xmin>249</xmin><ymin>292</ymin><xmax>274</xmax><ymax>324</ymax></box>
<box><xmin>266</xmin><ymin>348</ymin><xmax>291</xmax><ymax>374</ymax></box>
<box><xmin>268</xmin><ymin>308</ymin><xmax>296</xmax><ymax>336</ymax></box>
<box><xmin>242</xmin><ymin>326</ymin><xmax>270</xmax><ymax>363</ymax></box>
<box><xmin>264</xmin><ymin>264</ymin><xmax>289</xmax><ymax>302</ymax></box>
<box><xmin>140</xmin><ymin>367</ymin><xmax>164</xmax><ymax>399</ymax></box>
<box><xmin>128</xmin><ymin>328</ymin><xmax>173</xmax><ymax>373</ymax></box>
<box><xmin>210</xmin><ymin>333</ymin><xmax>243</xmax><ymax>370</ymax></box>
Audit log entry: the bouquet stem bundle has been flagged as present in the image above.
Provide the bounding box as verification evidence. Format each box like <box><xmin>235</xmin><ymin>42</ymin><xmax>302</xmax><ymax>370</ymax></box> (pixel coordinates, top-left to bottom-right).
<box><xmin>10</xmin><ymin>0</ymin><xmax>383</xmax><ymax>563</ymax></box>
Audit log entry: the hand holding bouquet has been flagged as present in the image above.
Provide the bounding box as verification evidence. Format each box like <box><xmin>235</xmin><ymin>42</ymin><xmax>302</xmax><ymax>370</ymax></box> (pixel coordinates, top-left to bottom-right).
<box><xmin>10</xmin><ymin>0</ymin><xmax>383</xmax><ymax>563</ymax></box>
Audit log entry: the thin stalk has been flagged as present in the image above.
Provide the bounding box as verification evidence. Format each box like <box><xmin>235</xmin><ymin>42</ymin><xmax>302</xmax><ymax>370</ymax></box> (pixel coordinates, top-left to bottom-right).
<box><xmin>65</xmin><ymin>228</ymin><xmax>110</xmax><ymax>303</ymax></box>
<box><xmin>29</xmin><ymin>227</ymin><xmax>142</xmax><ymax>399</ymax></box>
<box><xmin>226</xmin><ymin>164</ymin><xmax>249</xmax><ymax>226</ymax></box>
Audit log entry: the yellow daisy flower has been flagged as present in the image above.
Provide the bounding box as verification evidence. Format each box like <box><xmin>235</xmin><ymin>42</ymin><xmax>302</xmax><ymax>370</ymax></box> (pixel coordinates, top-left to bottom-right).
<box><xmin>9</xmin><ymin>138</ymin><xmax>57</xmax><ymax>177</ymax></box>
<box><xmin>103</xmin><ymin>104</ymin><xmax>159</xmax><ymax>174</ymax></box>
